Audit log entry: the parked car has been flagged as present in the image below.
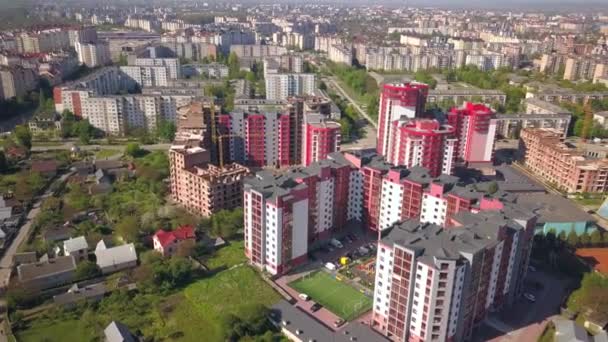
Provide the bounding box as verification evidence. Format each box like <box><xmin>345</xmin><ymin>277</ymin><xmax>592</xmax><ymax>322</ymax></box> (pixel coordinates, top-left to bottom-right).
<box><xmin>299</xmin><ymin>293</ymin><xmax>310</xmax><ymax>301</ymax></box>
<box><xmin>330</xmin><ymin>238</ymin><xmax>343</xmax><ymax>249</ymax></box>
<box><xmin>310</xmin><ymin>303</ymin><xmax>323</xmax><ymax>312</ymax></box>
<box><xmin>325</xmin><ymin>262</ymin><xmax>337</xmax><ymax>271</ymax></box>
<box><xmin>334</xmin><ymin>319</ymin><xmax>345</xmax><ymax>328</ymax></box>
<box><xmin>524</xmin><ymin>293</ymin><xmax>536</xmax><ymax>302</ymax></box>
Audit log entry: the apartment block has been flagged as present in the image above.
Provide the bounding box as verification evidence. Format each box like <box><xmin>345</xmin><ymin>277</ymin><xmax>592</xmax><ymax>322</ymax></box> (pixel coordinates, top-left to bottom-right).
<box><xmin>229</xmin><ymin>44</ymin><xmax>287</xmax><ymax>59</ymax></box>
<box><xmin>133</xmin><ymin>57</ymin><xmax>180</xmax><ymax>79</ymax></box>
<box><xmin>426</xmin><ymin>89</ymin><xmax>507</xmax><ymax>106</ymax></box>
<box><xmin>0</xmin><ymin>66</ymin><xmax>38</xmax><ymax>100</ymax></box>
<box><xmin>371</xmin><ymin>206</ymin><xmax>536</xmax><ymax>341</ymax></box>
<box><xmin>302</xmin><ymin>119</ymin><xmax>341</xmax><ymax>167</ymax></box>
<box><xmin>244</xmin><ymin>149</ymin><xmax>522</xmax><ymax>275</ymax></box>
<box><xmin>385</xmin><ymin>119</ymin><xmax>457</xmax><ymax>177</ymax></box>
<box><xmin>16</xmin><ymin>29</ymin><xmax>70</xmax><ymax>53</ymax></box>
<box><xmin>120</xmin><ymin>65</ymin><xmax>170</xmax><ymax>87</ymax></box>
<box><xmin>377</xmin><ymin>83</ymin><xmax>430</xmax><ymax>157</ymax></box>
<box><xmin>519</xmin><ymin>128</ymin><xmax>608</xmax><ymax>193</ymax></box>
<box><xmin>265</xmin><ymin>73</ymin><xmax>316</xmax><ymax>100</ymax></box>
<box><xmin>447</xmin><ymin>103</ymin><xmax>496</xmax><ymax>167</ymax></box>
<box><xmin>328</xmin><ymin>44</ymin><xmax>353</xmax><ymax>66</ymax></box>
<box><xmin>75</xmin><ymin>41</ymin><xmax>111</xmax><ymax>67</ymax></box>
<box><xmin>170</xmin><ymin>103</ymin><xmax>250</xmax><ymax>216</ymax></box>
<box><xmin>243</xmin><ymin>154</ymin><xmax>357</xmax><ymax>275</ymax></box>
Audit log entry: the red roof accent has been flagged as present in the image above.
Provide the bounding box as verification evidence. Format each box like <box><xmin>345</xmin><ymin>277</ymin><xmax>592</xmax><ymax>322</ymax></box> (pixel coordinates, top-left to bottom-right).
<box><xmin>153</xmin><ymin>225</ymin><xmax>195</xmax><ymax>248</ymax></box>
<box><xmin>576</xmin><ymin>248</ymin><xmax>608</xmax><ymax>274</ymax></box>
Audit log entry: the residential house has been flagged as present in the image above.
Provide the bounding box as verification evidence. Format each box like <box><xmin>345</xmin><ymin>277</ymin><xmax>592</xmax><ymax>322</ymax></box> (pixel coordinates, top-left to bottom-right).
<box><xmin>63</xmin><ymin>236</ymin><xmax>89</xmax><ymax>262</ymax></box>
<box><xmin>95</xmin><ymin>241</ymin><xmax>138</xmax><ymax>274</ymax></box>
<box><xmin>31</xmin><ymin>160</ymin><xmax>59</xmax><ymax>177</ymax></box>
<box><xmin>17</xmin><ymin>255</ymin><xmax>77</xmax><ymax>291</ymax></box>
<box><xmin>104</xmin><ymin>321</ymin><xmax>137</xmax><ymax>342</ymax></box>
<box><xmin>44</xmin><ymin>226</ymin><xmax>73</xmax><ymax>243</ymax></box>
<box><xmin>53</xmin><ymin>282</ymin><xmax>107</xmax><ymax>308</ymax></box>
<box><xmin>152</xmin><ymin>226</ymin><xmax>196</xmax><ymax>257</ymax></box>
<box><xmin>13</xmin><ymin>252</ymin><xmax>37</xmax><ymax>266</ymax></box>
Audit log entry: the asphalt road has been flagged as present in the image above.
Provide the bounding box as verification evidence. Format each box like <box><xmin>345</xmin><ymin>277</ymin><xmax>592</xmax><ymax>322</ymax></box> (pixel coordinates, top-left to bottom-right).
<box><xmin>31</xmin><ymin>142</ymin><xmax>171</xmax><ymax>153</ymax></box>
<box><xmin>326</xmin><ymin>77</ymin><xmax>378</xmax><ymax>129</ymax></box>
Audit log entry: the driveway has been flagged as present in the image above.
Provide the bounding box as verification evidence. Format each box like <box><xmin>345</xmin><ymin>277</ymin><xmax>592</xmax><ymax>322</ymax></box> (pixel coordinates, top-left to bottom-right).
<box><xmin>475</xmin><ymin>267</ymin><xmax>574</xmax><ymax>341</ymax></box>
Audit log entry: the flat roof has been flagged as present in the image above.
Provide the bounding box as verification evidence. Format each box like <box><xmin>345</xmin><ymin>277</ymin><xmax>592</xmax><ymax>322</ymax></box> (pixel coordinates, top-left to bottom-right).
<box><xmin>270</xmin><ymin>300</ymin><xmax>388</xmax><ymax>342</ymax></box>
<box><xmin>516</xmin><ymin>193</ymin><xmax>594</xmax><ymax>224</ymax></box>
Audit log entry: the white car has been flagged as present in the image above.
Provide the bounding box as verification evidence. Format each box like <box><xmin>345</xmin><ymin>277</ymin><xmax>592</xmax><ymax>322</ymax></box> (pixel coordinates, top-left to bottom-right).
<box><xmin>524</xmin><ymin>293</ymin><xmax>536</xmax><ymax>302</ymax></box>
<box><xmin>298</xmin><ymin>293</ymin><xmax>310</xmax><ymax>301</ymax></box>
<box><xmin>325</xmin><ymin>262</ymin><xmax>337</xmax><ymax>271</ymax></box>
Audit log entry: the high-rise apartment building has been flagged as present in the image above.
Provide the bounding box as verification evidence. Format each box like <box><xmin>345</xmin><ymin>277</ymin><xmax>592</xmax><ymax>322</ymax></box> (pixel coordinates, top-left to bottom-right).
<box><xmin>385</xmin><ymin>119</ymin><xmax>457</xmax><ymax>177</ymax></box>
<box><xmin>169</xmin><ymin>102</ymin><xmax>251</xmax><ymax>217</ymax></box>
<box><xmin>302</xmin><ymin>120</ymin><xmax>341</xmax><ymax>167</ymax></box>
<box><xmin>243</xmin><ymin>150</ymin><xmax>519</xmax><ymax>274</ymax></box>
<box><xmin>75</xmin><ymin>41</ymin><xmax>111</xmax><ymax>67</ymax></box>
<box><xmin>0</xmin><ymin>66</ymin><xmax>38</xmax><ymax>100</ymax></box>
<box><xmin>371</xmin><ymin>206</ymin><xmax>536</xmax><ymax>341</ymax></box>
<box><xmin>120</xmin><ymin>66</ymin><xmax>170</xmax><ymax>87</ymax></box>
<box><xmin>133</xmin><ymin>58</ymin><xmax>180</xmax><ymax>79</ymax></box>
<box><xmin>447</xmin><ymin>102</ymin><xmax>496</xmax><ymax>167</ymax></box>
<box><xmin>377</xmin><ymin>83</ymin><xmax>429</xmax><ymax>157</ymax></box>
<box><xmin>265</xmin><ymin>73</ymin><xmax>316</xmax><ymax>100</ymax></box>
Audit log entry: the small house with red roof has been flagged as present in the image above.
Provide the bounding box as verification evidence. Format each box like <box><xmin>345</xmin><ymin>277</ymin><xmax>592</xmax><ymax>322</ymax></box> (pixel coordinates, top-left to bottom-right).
<box><xmin>152</xmin><ymin>226</ymin><xmax>196</xmax><ymax>257</ymax></box>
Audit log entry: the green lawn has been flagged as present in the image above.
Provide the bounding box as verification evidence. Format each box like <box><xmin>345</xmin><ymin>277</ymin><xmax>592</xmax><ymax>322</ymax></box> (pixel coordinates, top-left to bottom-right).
<box><xmin>15</xmin><ymin>319</ymin><xmax>96</xmax><ymax>342</ymax></box>
<box><xmin>15</xmin><ymin>253</ymin><xmax>280</xmax><ymax>342</ymax></box>
<box><xmin>205</xmin><ymin>240</ymin><xmax>247</xmax><ymax>269</ymax></box>
<box><xmin>181</xmin><ymin>265</ymin><xmax>281</xmax><ymax>341</ymax></box>
<box><xmin>289</xmin><ymin>271</ymin><xmax>373</xmax><ymax>320</ymax></box>
<box><xmin>95</xmin><ymin>148</ymin><xmax>122</xmax><ymax>159</ymax></box>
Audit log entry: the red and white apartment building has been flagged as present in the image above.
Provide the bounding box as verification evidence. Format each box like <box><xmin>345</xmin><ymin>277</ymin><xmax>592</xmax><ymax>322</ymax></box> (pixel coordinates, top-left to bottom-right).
<box><xmin>377</xmin><ymin>83</ymin><xmax>495</xmax><ymax>174</ymax></box>
<box><xmin>371</xmin><ymin>206</ymin><xmax>535</xmax><ymax>342</ymax></box>
<box><xmin>217</xmin><ymin>96</ymin><xmax>341</xmax><ymax>168</ymax></box>
<box><xmin>447</xmin><ymin>102</ymin><xmax>496</xmax><ymax>167</ymax></box>
<box><xmin>243</xmin><ymin>149</ymin><xmax>525</xmax><ymax>276</ymax></box>
<box><xmin>377</xmin><ymin>82</ymin><xmax>430</xmax><ymax>157</ymax></box>
<box><xmin>385</xmin><ymin>119</ymin><xmax>457</xmax><ymax>177</ymax></box>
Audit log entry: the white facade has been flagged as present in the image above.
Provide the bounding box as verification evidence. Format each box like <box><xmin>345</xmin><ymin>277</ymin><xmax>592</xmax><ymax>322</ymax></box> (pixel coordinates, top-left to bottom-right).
<box><xmin>75</xmin><ymin>41</ymin><xmax>111</xmax><ymax>67</ymax></box>
<box><xmin>347</xmin><ymin>171</ymin><xmax>363</xmax><ymax>221</ymax></box>
<box><xmin>420</xmin><ymin>193</ymin><xmax>448</xmax><ymax>226</ymax></box>
<box><xmin>378</xmin><ymin>179</ymin><xmax>404</xmax><ymax>231</ymax></box>
<box><xmin>134</xmin><ymin>58</ymin><xmax>180</xmax><ymax>79</ymax></box>
<box><xmin>120</xmin><ymin>66</ymin><xmax>169</xmax><ymax>87</ymax></box>
<box><xmin>265</xmin><ymin>73</ymin><xmax>316</xmax><ymax>100</ymax></box>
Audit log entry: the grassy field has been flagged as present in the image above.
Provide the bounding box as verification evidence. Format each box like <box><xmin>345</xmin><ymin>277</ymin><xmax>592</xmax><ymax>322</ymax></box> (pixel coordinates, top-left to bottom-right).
<box><xmin>15</xmin><ymin>243</ymin><xmax>279</xmax><ymax>342</ymax></box>
<box><xmin>205</xmin><ymin>240</ymin><xmax>247</xmax><ymax>269</ymax></box>
<box><xmin>289</xmin><ymin>271</ymin><xmax>372</xmax><ymax>320</ymax></box>
<box><xmin>95</xmin><ymin>148</ymin><xmax>122</xmax><ymax>159</ymax></box>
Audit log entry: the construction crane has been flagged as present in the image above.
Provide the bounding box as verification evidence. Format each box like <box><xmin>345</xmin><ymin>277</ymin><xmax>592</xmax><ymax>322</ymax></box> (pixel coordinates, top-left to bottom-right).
<box><xmin>581</xmin><ymin>103</ymin><xmax>594</xmax><ymax>142</ymax></box>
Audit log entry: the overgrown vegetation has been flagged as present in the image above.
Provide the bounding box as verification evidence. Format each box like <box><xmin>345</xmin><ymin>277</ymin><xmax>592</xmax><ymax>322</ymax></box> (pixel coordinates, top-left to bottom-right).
<box><xmin>326</xmin><ymin>62</ymin><xmax>380</xmax><ymax>122</ymax></box>
<box><xmin>567</xmin><ymin>272</ymin><xmax>608</xmax><ymax>325</ymax></box>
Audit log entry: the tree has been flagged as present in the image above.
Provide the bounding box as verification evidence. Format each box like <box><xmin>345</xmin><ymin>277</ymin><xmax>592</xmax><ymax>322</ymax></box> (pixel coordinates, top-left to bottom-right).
<box><xmin>77</xmin><ymin>120</ymin><xmax>94</xmax><ymax>144</ymax></box>
<box><xmin>591</xmin><ymin>230</ymin><xmax>604</xmax><ymax>247</ymax></box>
<box><xmin>157</xmin><ymin>120</ymin><xmax>177</xmax><ymax>142</ymax></box>
<box><xmin>567</xmin><ymin>230</ymin><xmax>579</xmax><ymax>247</ymax></box>
<box><xmin>228</xmin><ymin>52</ymin><xmax>240</xmax><ymax>79</ymax></box>
<box><xmin>75</xmin><ymin>261</ymin><xmax>101</xmax><ymax>280</ymax></box>
<box><xmin>487</xmin><ymin>181</ymin><xmax>498</xmax><ymax>194</ymax></box>
<box><xmin>319</xmin><ymin>81</ymin><xmax>327</xmax><ymax>91</ymax></box>
<box><xmin>0</xmin><ymin>151</ymin><xmax>7</xmax><ymax>173</ymax></box>
<box><xmin>13</xmin><ymin>125</ymin><xmax>32</xmax><ymax>150</ymax></box>
<box><xmin>115</xmin><ymin>216</ymin><xmax>140</xmax><ymax>242</ymax></box>
<box><xmin>125</xmin><ymin>142</ymin><xmax>144</xmax><ymax>158</ymax></box>
<box><xmin>580</xmin><ymin>231</ymin><xmax>591</xmax><ymax>247</ymax></box>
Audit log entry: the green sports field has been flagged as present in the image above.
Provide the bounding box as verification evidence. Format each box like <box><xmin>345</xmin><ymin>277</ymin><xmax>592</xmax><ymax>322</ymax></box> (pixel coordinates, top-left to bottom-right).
<box><xmin>288</xmin><ymin>271</ymin><xmax>373</xmax><ymax>321</ymax></box>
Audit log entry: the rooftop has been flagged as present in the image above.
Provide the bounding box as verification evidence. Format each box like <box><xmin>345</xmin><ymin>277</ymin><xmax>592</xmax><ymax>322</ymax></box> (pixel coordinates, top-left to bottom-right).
<box><xmin>63</xmin><ymin>236</ymin><xmax>88</xmax><ymax>253</ymax></box>
<box><xmin>270</xmin><ymin>300</ymin><xmax>388</xmax><ymax>342</ymax></box>
<box><xmin>17</xmin><ymin>256</ymin><xmax>77</xmax><ymax>282</ymax></box>
<box><xmin>516</xmin><ymin>192</ymin><xmax>593</xmax><ymax>224</ymax></box>
<box><xmin>95</xmin><ymin>243</ymin><xmax>137</xmax><ymax>269</ymax></box>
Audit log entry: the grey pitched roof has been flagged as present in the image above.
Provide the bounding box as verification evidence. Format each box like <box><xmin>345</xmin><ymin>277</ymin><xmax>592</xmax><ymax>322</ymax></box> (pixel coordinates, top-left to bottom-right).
<box><xmin>95</xmin><ymin>243</ymin><xmax>137</xmax><ymax>269</ymax></box>
<box><xmin>63</xmin><ymin>236</ymin><xmax>88</xmax><ymax>253</ymax></box>
<box><xmin>104</xmin><ymin>321</ymin><xmax>136</xmax><ymax>342</ymax></box>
